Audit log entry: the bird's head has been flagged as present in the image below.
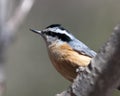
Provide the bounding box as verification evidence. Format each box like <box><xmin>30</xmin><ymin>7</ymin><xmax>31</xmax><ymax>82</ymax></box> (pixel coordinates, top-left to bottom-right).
<box><xmin>30</xmin><ymin>24</ymin><xmax>74</xmax><ymax>45</ymax></box>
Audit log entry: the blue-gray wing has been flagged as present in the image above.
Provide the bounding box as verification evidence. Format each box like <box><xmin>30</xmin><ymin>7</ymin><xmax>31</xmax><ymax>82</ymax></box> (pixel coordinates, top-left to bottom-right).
<box><xmin>69</xmin><ymin>39</ymin><xmax>96</xmax><ymax>57</ymax></box>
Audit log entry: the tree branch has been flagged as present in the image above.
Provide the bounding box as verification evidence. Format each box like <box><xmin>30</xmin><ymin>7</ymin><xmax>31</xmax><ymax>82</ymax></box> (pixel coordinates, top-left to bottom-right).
<box><xmin>7</xmin><ymin>0</ymin><xmax>34</xmax><ymax>33</ymax></box>
<box><xmin>0</xmin><ymin>0</ymin><xmax>35</xmax><ymax>95</ymax></box>
<box><xmin>57</xmin><ymin>24</ymin><xmax>120</xmax><ymax>96</ymax></box>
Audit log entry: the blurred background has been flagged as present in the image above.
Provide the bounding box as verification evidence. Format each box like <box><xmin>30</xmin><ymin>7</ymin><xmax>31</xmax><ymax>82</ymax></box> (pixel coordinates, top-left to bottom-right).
<box><xmin>5</xmin><ymin>0</ymin><xmax>120</xmax><ymax>96</ymax></box>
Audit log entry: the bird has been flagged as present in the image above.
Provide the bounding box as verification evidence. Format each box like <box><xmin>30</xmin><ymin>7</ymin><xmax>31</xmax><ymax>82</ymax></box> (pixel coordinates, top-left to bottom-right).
<box><xmin>30</xmin><ymin>24</ymin><xmax>96</xmax><ymax>82</ymax></box>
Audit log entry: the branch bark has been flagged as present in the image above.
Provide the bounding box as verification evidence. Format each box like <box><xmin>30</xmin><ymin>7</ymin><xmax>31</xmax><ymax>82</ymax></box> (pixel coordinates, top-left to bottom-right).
<box><xmin>56</xmin><ymin>24</ymin><xmax>120</xmax><ymax>96</ymax></box>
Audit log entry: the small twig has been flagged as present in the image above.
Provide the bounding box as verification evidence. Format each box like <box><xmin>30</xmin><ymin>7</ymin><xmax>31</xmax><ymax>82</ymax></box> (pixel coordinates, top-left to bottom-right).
<box><xmin>7</xmin><ymin>0</ymin><xmax>34</xmax><ymax>33</ymax></box>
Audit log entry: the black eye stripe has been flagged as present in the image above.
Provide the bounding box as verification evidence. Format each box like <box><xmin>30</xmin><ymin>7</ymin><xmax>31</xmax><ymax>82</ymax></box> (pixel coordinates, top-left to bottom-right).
<box><xmin>45</xmin><ymin>31</ymin><xmax>71</xmax><ymax>42</ymax></box>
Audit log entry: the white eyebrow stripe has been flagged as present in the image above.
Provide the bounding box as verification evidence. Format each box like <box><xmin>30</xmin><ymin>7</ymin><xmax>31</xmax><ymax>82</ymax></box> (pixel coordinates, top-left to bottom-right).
<box><xmin>47</xmin><ymin>28</ymin><xmax>74</xmax><ymax>39</ymax></box>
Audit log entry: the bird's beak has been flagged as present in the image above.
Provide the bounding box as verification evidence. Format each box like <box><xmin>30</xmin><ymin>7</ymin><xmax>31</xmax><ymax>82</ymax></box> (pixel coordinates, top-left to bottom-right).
<box><xmin>30</xmin><ymin>28</ymin><xmax>42</xmax><ymax>35</ymax></box>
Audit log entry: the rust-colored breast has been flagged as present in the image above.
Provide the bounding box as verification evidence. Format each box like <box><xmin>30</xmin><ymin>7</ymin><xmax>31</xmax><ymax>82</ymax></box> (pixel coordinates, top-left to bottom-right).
<box><xmin>48</xmin><ymin>42</ymin><xmax>92</xmax><ymax>82</ymax></box>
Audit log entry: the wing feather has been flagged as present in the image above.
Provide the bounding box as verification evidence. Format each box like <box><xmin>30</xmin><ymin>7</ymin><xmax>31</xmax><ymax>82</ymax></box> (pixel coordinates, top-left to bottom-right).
<box><xmin>69</xmin><ymin>38</ymin><xmax>96</xmax><ymax>57</ymax></box>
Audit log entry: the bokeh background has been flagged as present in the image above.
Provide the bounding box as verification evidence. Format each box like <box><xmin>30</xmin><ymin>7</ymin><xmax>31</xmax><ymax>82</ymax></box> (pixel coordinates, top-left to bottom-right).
<box><xmin>5</xmin><ymin>0</ymin><xmax>120</xmax><ymax>96</ymax></box>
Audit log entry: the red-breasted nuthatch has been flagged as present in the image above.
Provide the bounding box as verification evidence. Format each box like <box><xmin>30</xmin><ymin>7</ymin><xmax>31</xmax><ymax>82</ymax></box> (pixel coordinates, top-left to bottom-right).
<box><xmin>30</xmin><ymin>24</ymin><xmax>96</xmax><ymax>82</ymax></box>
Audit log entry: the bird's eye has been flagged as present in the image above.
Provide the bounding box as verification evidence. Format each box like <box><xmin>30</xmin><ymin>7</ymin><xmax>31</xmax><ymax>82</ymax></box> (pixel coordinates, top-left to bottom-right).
<box><xmin>46</xmin><ymin>31</ymin><xmax>55</xmax><ymax>36</ymax></box>
<box><xmin>46</xmin><ymin>31</ymin><xmax>51</xmax><ymax>35</ymax></box>
<box><xmin>45</xmin><ymin>31</ymin><xmax>72</xmax><ymax>42</ymax></box>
